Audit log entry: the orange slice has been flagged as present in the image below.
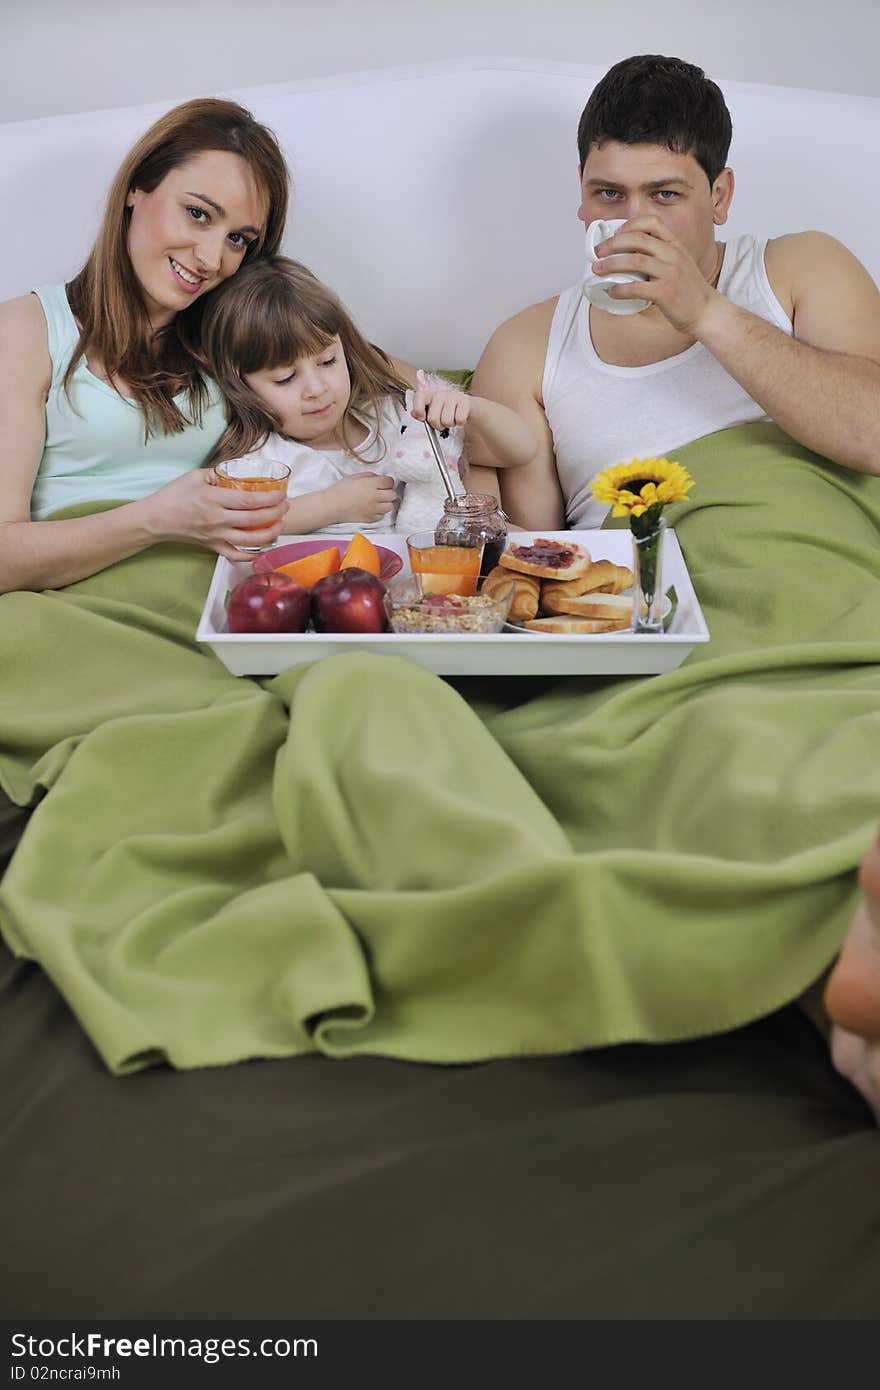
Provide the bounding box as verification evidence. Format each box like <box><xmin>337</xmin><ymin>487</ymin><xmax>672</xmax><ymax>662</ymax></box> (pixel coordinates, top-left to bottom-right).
<box><xmin>340</xmin><ymin>531</ymin><xmax>381</xmax><ymax>576</ymax></box>
<box><xmin>273</xmin><ymin>546</ymin><xmax>340</xmax><ymax>589</ymax></box>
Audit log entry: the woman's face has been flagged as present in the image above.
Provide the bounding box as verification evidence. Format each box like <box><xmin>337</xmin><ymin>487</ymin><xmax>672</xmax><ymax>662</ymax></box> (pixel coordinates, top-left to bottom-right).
<box><xmin>126</xmin><ymin>149</ymin><xmax>266</xmax><ymax>329</ymax></box>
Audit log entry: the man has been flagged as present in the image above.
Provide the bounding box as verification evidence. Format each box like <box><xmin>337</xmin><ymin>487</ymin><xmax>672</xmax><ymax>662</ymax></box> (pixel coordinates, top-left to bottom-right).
<box><xmin>468</xmin><ymin>54</ymin><xmax>880</xmax><ymax>528</ymax></box>
<box><xmin>468</xmin><ymin>54</ymin><xmax>880</xmax><ymax>1120</ymax></box>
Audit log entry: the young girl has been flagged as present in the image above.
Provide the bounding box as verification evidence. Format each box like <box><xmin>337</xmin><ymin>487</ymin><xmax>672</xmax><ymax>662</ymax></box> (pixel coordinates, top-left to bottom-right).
<box><xmin>198</xmin><ymin>256</ymin><xmax>537</xmax><ymax>532</ymax></box>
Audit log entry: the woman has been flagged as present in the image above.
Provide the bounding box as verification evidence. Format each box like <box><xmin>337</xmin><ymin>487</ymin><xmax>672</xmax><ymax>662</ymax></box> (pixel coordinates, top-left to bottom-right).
<box><xmin>0</xmin><ymin>97</ymin><xmax>292</xmax><ymax>595</ymax></box>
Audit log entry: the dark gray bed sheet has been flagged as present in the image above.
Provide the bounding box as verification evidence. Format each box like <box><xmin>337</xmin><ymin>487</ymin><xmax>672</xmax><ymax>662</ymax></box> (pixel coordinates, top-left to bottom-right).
<box><xmin>1</xmin><ymin>801</ymin><xmax>878</xmax><ymax>1321</ymax></box>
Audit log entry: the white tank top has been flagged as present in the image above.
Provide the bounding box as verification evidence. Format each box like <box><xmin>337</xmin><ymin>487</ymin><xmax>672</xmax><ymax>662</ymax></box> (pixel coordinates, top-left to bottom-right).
<box><xmin>542</xmin><ymin>234</ymin><xmax>793</xmax><ymax>527</ymax></box>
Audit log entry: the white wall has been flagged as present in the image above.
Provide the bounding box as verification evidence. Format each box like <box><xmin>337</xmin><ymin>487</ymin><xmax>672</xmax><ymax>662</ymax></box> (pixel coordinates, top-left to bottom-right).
<box><xmin>5</xmin><ymin>60</ymin><xmax>878</xmax><ymax>366</ymax></box>
<box><xmin>3</xmin><ymin>0</ymin><xmax>879</xmax><ymax>125</ymax></box>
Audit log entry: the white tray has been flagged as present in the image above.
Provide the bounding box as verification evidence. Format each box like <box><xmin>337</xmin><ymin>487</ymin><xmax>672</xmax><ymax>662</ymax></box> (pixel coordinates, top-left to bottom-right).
<box><xmin>196</xmin><ymin>529</ymin><xmax>710</xmax><ymax>677</ymax></box>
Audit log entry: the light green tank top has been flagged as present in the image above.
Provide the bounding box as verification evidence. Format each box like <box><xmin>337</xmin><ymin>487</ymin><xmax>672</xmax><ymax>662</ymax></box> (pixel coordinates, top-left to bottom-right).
<box><xmin>30</xmin><ymin>284</ymin><xmax>228</xmax><ymax>520</ymax></box>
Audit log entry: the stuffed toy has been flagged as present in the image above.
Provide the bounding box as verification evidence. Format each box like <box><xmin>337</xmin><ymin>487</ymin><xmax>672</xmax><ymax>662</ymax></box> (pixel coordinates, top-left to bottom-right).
<box><xmin>392</xmin><ymin>372</ymin><xmax>467</xmax><ymax>533</ymax></box>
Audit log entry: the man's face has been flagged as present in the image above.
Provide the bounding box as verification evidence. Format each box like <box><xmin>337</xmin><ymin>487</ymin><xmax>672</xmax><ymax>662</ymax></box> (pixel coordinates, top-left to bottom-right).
<box><xmin>578</xmin><ymin>141</ymin><xmax>733</xmax><ymax>273</ymax></box>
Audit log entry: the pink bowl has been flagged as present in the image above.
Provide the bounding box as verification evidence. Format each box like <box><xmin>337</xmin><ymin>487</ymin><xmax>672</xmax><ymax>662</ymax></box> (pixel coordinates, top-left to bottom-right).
<box><xmin>253</xmin><ymin>538</ymin><xmax>403</xmax><ymax>583</ymax></box>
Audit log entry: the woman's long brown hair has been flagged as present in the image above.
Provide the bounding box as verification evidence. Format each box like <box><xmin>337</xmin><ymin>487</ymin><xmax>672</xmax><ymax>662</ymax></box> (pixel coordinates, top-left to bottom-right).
<box><xmin>64</xmin><ymin>98</ymin><xmax>290</xmax><ymax>437</ymax></box>
<box><xmin>198</xmin><ymin>256</ymin><xmax>409</xmax><ymax>464</ymax></box>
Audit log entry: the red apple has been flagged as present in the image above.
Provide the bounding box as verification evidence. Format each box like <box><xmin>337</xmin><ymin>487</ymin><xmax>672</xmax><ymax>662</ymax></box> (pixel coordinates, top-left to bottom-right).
<box><xmin>311</xmin><ymin>567</ymin><xmax>390</xmax><ymax>633</ymax></box>
<box><xmin>227</xmin><ymin>572</ymin><xmax>311</xmax><ymax>634</ymax></box>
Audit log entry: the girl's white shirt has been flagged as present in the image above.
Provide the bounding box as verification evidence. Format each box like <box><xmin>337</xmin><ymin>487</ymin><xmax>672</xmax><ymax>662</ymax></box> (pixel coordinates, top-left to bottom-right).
<box><xmin>241</xmin><ymin>382</ymin><xmax>465</xmax><ymax>534</ymax></box>
<box><xmin>244</xmin><ymin>394</ymin><xmax>409</xmax><ymax>534</ymax></box>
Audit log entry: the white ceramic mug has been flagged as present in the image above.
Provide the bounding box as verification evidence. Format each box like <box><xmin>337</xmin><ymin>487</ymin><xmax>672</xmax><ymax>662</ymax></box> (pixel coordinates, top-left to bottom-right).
<box><xmin>582</xmin><ymin>217</ymin><xmax>651</xmax><ymax>315</ymax></box>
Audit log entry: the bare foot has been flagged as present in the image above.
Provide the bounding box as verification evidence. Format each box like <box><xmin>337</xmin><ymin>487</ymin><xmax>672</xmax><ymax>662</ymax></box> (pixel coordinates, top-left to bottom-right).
<box><xmin>823</xmin><ymin>832</ymin><xmax>880</xmax><ymax>1120</ymax></box>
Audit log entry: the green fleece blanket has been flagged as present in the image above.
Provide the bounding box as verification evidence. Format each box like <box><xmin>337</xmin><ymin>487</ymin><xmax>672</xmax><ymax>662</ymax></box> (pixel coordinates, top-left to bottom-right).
<box><xmin>1</xmin><ymin>422</ymin><xmax>879</xmax><ymax>1074</ymax></box>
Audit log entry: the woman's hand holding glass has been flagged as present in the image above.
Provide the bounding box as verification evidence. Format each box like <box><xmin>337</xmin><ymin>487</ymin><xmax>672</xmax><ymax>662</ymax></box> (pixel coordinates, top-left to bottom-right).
<box><xmin>137</xmin><ymin>466</ymin><xmax>290</xmax><ymax>559</ymax></box>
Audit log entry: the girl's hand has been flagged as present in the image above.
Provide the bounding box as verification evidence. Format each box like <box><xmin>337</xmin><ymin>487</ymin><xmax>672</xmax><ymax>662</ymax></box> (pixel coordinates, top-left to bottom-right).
<box><xmin>138</xmin><ymin>467</ymin><xmax>291</xmax><ymax>559</ymax></box>
<box><xmin>410</xmin><ymin>387</ymin><xmax>471</xmax><ymax>429</ymax></box>
<box><xmin>330</xmin><ymin>472</ymin><xmax>397</xmax><ymax>523</ymax></box>
<box><xmin>409</xmin><ymin>368</ymin><xmax>471</xmax><ymax>430</ymax></box>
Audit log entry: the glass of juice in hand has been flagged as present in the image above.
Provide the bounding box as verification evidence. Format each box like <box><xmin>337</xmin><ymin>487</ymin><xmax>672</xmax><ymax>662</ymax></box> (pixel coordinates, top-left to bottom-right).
<box><xmin>213</xmin><ymin>457</ymin><xmax>291</xmax><ymax>553</ymax></box>
<box><xmin>406</xmin><ymin>530</ymin><xmax>485</xmax><ymax>597</ymax></box>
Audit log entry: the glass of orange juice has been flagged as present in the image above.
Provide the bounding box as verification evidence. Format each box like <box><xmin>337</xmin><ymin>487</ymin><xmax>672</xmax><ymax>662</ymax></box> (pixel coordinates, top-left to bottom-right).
<box><xmin>213</xmin><ymin>457</ymin><xmax>291</xmax><ymax>552</ymax></box>
<box><xmin>406</xmin><ymin>530</ymin><xmax>484</xmax><ymax>597</ymax></box>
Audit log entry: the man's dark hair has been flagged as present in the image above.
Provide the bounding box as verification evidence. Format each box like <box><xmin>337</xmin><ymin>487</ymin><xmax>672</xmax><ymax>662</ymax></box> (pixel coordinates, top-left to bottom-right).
<box><xmin>577</xmin><ymin>54</ymin><xmax>733</xmax><ymax>184</ymax></box>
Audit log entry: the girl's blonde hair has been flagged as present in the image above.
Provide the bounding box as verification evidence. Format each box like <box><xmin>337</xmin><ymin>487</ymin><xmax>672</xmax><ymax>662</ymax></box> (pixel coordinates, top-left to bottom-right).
<box><xmin>64</xmin><ymin>97</ymin><xmax>290</xmax><ymax>437</ymax></box>
<box><xmin>198</xmin><ymin>256</ymin><xmax>409</xmax><ymax>463</ymax></box>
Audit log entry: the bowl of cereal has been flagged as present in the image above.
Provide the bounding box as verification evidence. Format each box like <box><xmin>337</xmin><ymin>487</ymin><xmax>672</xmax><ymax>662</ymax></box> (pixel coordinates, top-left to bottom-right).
<box><xmin>387</xmin><ymin>576</ymin><xmax>515</xmax><ymax>634</ymax></box>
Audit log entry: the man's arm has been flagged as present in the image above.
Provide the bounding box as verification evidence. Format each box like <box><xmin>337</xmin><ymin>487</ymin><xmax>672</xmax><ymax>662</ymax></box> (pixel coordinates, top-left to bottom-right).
<box><xmin>697</xmin><ymin>232</ymin><xmax>880</xmax><ymax>473</ymax></box>
<box><xmin>599</xmin><ymin>220</ymin><xmax>880</xmax><ymax>474</ymax></box>
<box><xmin>468</xmin><ymin>301</ymin><xmax>566</xmax><ymax>529</ymax></box>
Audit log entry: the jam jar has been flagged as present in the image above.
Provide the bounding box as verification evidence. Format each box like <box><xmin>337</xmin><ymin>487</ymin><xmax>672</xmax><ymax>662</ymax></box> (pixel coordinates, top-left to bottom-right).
<box><xmin>434</xmin><ymin>494</ymin><xmax>509</xmax><ymax>576</ymax></box>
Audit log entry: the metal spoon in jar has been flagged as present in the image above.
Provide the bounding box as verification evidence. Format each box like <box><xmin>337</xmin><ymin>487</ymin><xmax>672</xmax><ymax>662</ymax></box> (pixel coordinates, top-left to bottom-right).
<box><xmin>422</xmin><ymin>420</ymin><xmax>458</xmax><ymax>503</ymax></box>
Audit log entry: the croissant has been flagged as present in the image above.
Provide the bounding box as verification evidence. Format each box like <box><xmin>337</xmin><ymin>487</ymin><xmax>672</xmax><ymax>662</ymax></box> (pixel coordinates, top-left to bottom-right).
<box><xmin>543</xmin><ymin>560</ymin><xmax>634</xmax><ymax>600</ymax></box>
<box><xmin>483</xmin><ymin>565</ymin><xmax>541</xmax><ymax>621</ymax></box>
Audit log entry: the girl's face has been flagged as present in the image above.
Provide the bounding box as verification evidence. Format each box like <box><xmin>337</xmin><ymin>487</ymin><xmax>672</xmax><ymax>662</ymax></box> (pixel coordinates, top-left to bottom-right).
<box><xmin>245</xmin><ymin>336</ymin><xmax>353</xmax><ymax>449</ymax></box>
<box><xmin>126</xmin><ymin>149</ymin><xmax>265</xmax><ymax>329</ymax></box>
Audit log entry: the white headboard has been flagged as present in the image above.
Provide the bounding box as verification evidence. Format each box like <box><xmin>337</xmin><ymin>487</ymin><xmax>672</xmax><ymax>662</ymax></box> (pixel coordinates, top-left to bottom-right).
<box><xmin>2</xmin><ymin>59</ymin><xmax>878</xmax><ymax>367</ymax></box>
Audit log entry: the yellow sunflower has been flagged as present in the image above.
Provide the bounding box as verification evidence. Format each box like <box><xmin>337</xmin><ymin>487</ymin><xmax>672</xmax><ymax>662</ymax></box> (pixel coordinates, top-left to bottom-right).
<box><xmin>591</xmin><ymin>457</ymin><xmax>695</xmax><ymax>517</ymax></box>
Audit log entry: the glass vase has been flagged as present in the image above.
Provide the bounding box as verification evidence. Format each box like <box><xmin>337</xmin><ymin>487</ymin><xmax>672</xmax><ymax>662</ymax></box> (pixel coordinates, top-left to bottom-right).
<box><xmin>631</xmin><ymin>517</ymin><xmax>666</xmax><ymax>634</ymax></box>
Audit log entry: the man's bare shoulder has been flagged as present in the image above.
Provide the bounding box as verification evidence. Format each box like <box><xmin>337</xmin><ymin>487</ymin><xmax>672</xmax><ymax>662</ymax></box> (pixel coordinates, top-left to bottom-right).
<box><xmin>768</xmin><ymin>229</ymin><xmax>854</xmax><ymax>254</ymax></box>
<box><xmin>487</xmin><ymin>296</ymin><xmax>559</xmax><ymax>350</ymax></box>
<box><xmin>765</xmin><ymin>230</ymin><xmax>880</xmax><ymax>330</ymax></box>
<box><xmin>765</xmin><ymin>229</ymin><xmax>871</xmax><ymax>295</ymax></box>
<box><xmin>475</xmin><ymin>296</ymin><xmax>559</xmax><ymax>391</ymax></box>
